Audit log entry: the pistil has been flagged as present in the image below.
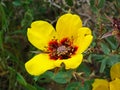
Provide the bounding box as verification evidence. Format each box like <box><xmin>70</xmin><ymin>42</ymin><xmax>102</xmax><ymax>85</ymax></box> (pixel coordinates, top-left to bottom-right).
<box><xmin>48</xmin><ymin>38</ymin><xmax>78</xmax><ymax>60</ymax></box>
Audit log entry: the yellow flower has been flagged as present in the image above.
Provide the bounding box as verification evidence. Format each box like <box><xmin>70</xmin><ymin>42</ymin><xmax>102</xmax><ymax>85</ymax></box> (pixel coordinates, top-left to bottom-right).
<box><xmin>25</xmin><ymin>13</ymin><xmax>93</xmax><ymax>76</ymax></box>
<box><xmin>92</xmin><ymin>63</ymin><xmax>120</xmax><ymax>90</ymax></box>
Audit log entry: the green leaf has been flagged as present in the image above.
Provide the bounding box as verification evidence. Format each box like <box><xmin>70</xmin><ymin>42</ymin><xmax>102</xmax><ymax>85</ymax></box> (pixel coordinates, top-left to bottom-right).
<box><xmin>115</xmin><ymin>0</ymin><xmax>120</xmax><ymax>8</ymax></box>
<box><xmin>105</xmin><ymin>37</ymin><xmax>118</xmax><ymax>50</ymax></box>
<box><xmin>90</xmin><ymin>0</ymin><xmax>99</xmax><ymax>14</ymax></box>
<box><xmin>65</xmin><ymin>82</ymin><xmax>81</xmax><ymax>90</ymax></box>
<box><xmin>52</xmin><ymin>70</ymin><xmax>72</xmax><ymax>84</ymax></box>
<box><xmin>91</xmin><ymin>54</ymin><xmax>104</xmax><ymax>61</ymax></box>
<box><xmin>90</xmin><ymin>0</ymin><xmax>95</xmax><ymax>7</ymax></box>
<box><xmin>16</xmin><ymin>73</ymin><xmax>27</xmax><ymax>86</ymax></box>
<box><xmin>10</xmin><ymin>29</ymin><xmax>26</xmax><ymax>35</ymax></box>
<box><xmin>100</xmin><ymin>42</ymin><xmax>110</xmax><ymax>55</ymax></box>
<box><xmin>16</xmin><ymin>73</ymin><xmax>37</xmax><ymax>90</ymax></box>
<box><xmin>65</xmin><ymin>80</ymin><xmax>93</xmax><ymax>90</ymax></box>
<box><xmin>77</xmin><ymin>63</ymin><xmax>91</xmax><ymax>76</ymax></box>
<box><xmin>12</xmin><ymin>0</ymin><xmax>22</xmax><ymax>6</ymax></box>
<box><xmin>90</xmin><ymin>0</ymin><xmax>105</xmax><ymax>9</ymax></box>
<box><xmin>0</xmin><ymin>31</ymin><xmax>3</xmax><ymax>50</ymax></box>
<box><xmin>21</xmin><ymin>9</ymin><xmax>33</xmax><ymax>28</ymax></box>
<box><xmin>0</xmin><ymin>2</ymin><xmax>8</xmax><ymax>31</ymax></box>
<box><xmin>99</xmin><ymin>54</ymin><xmax>120</xmax><ymax>73</ymax></box>
<box><xmin>91</xmin><ymin>6</ymin><xmax>98</xmax><ymax>14</ymax></box>
<box><xmin>65</xmin><ymin>0</ymin><xmax>73</xmax><ymax>6</ymax></box>
<box><xmin>100</xmin><ymin>57</ymin><xmax>108</xmax><ymax>73</ymax></box>
<box><xmin>98</xmin><ymin>0</ymin><xmax>106</xmax><ymax>8</ymax></box>
<box><xmin>34</xmin><ymin>71</ymin><xmax>53</xmax><ymax>83</ymax></box>
<box><xmin>34</xmin><ymin>85</ymin><xmax>46</xmax><ymax>90</ymax></box>
<box><xmin>106</xmin><ymin>54</ymin><xmax>120</xmax><ymax>67</ymax></box>
<box><xmin>33</xmin><ymin>76</ymin><xmax>39</xmax><ymax>82</ymax></box>
<box><xmin>25</xmin><ymin>84</ymin><xmax>37</xmax><ymax>90</ymax></box>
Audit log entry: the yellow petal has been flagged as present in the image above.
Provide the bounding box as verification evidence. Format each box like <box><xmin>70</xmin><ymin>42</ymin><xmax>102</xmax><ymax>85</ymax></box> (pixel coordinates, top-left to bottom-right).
<box><xmin>25</xmin><ymin>54</ymin><xmax>55</xmax><ymax>76</ymax></box>
<box><xmin>54</xmin><ymin>54</ymin><xmax>83</xmax><ymax>69</ymax></box>
<box><xmin>110</xmin><ymin>78</ymin><xmax>120</xmax><ymax>90</ymax></box>
<box><xmin>27</xmin><ymin>21</ymin><xmax>56</xmax><ymax>50</ymax></box>
<box><xmin>56</xmin><ymin>13</ymin><xmax>82</xmax><ymax>40</ymax></box>
<box><xmin>74</xmin><ymin>27</ymin><xmax>93</xmax><ymax>53</ymax></box>
<box><xmin>92</xmin><ymin>79</ymin><xmax>109</xmax><ymax>90</ymax></box>
<box><xmin>110</xmin><ymin>62</ymin><xmax>120</xmax><ymax>80</ymax></box>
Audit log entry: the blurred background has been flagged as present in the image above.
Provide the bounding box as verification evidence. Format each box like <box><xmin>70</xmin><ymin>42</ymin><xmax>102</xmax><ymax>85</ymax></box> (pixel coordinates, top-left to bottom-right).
<box><xmin>1</xmin><ymin>0</ymin><xmax>120</xmax><ymax>90</ymax></box>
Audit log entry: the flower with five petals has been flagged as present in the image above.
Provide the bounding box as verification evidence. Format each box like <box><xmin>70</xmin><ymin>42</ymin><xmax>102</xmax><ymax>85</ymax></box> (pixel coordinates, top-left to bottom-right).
<box><xmin>25</xmin><ymin>13</ymin><xmax>93</xmax><ymax>76</ymax></box>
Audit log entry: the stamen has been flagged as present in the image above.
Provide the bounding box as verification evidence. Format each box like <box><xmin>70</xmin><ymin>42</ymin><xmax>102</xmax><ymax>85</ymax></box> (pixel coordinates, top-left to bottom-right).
<box><xmin>57</xmin><ymin>46</ymin><xmax>68</xmax><ymax>56</ymax></box>
<box><xmin>48</xmin><ymin>38</ymin><xmax>78</xmax><ymax>60</ymax></box>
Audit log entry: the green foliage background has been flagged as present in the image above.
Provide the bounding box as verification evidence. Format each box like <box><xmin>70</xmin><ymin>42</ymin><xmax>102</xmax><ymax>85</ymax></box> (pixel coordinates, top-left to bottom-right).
<box><xmin>0</xmin><ymin>0</ymin><xmax>120</xmax><ymax>90</ymax></box>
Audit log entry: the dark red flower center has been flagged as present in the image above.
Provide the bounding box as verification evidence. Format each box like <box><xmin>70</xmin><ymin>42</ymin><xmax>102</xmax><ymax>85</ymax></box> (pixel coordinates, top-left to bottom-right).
<box><xmin>48</xmin><ymin>38</ymin><xmax>78</xmax><ymax>60</ymax></box>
